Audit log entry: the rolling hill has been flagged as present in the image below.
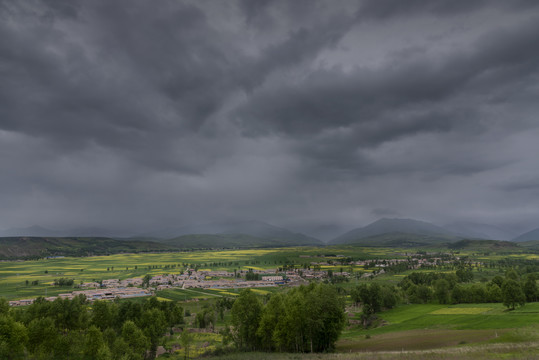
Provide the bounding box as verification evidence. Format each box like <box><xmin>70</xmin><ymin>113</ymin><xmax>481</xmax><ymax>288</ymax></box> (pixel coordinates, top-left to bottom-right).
<box><xmin>444</xmin><ymin>222</ymin><xmax>517</xmax><ymax>241</ymax></box>
<box><xmin>0</xmin><ymin>237</ymin><xmax>176</xmax><ymax>260</ymax></box>
<box><xmin>145</xmin><ymin>220</ymin><xmax>323</xmax><ymax>246</ymax></box>
<box><xmin>513</xmin><ymin>228</ymin><xmax>539</xmax><ymax>242</ymax></box>
<box><xmin>446</xmin><ymin>239</ymin><xmax>520</xmax><ymax>251</ymax></box>
<box><xmin>162</xmin><ymin>233</ymin><xmax>319</xmax><ymax>249</ymax></box>
<box><xmin>330</xmin><ymin>218</ymin><xmax>459</xmax><ymax>246</ymax></box>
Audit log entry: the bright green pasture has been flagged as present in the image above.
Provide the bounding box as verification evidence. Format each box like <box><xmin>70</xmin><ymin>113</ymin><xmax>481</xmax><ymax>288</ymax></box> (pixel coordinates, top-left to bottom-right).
<box><xmin>345</xmin><ymin>302</ymin><xmax>539</xmax><ymax>339</ymax></box>
<box><xmin>338</xmin><ymin>302</ymin><xmax>539</xmax><ymax>354</ymax></box>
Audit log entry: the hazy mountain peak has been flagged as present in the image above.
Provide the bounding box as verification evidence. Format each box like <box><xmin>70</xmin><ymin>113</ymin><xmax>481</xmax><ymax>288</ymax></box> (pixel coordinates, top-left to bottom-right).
<box><xmin>513</xmin><ymin>228</ymin><xmax>539</xmax><ymax>242</ymax></box>
<box><xmin>330</xmin><ymin>218</ymin><xmax>455</xmax><ymax>245</ymax></box>
<box><xmin>0</xmin><ymin>225</ymin><xmax>61</xmax><ymax>237</ymax></box>
<box><xmin>444</xmin><ymin>221</ymin><xmax>517</xmax><ymax>241</ymax></box>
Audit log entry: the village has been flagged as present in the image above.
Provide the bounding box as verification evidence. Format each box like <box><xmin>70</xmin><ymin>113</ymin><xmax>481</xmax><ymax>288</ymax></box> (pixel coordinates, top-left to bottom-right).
<box><xmin>8</xmin><ymin>254</ymin><xmax>458</xmax><ymax>307</ymax></box>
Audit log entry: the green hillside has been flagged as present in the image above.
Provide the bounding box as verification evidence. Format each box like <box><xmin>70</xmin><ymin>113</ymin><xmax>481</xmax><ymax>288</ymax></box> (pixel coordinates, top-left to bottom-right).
<box><xmin>447</xmin><ymin>239</ymin><xmax>520</xmax><ymax>251</ymax></box>
<box><xmin>343</xmin><ymin>232</ymin><xmax>458</xmax><ymax>247</ymax></box>
<box><xmin>0</xmin><ymin>237</ymin><xmax>176</xmax><ymax>260</ymax></box>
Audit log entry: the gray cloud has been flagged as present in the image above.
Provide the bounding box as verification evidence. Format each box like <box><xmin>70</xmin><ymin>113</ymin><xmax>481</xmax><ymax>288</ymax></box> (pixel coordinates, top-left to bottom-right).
<box><xmin>1</xmin><ymin>0</ymin><xmax>539</xmax><ymax>238</ymax></box>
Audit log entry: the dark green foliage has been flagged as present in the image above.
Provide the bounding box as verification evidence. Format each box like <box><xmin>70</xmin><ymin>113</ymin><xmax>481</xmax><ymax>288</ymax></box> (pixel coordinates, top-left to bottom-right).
<box><xmin>502</xmin><ymin>279</ymin><xmax>526</xmax><ymax>310</ymax></box>
<box><xmin>53</xmin><ymin>277</ymin><xmax>74</xmax><ymax>286</ymax></box>
<box><xmin>0</xmin><ymin>295</ymin><xmax>183</xmax><ymax>359</ymax></box>
<box><xmin>0</xmin><ymin>314</ymin><xmax>27</xmax><ymax>360</ymax></box>
<box><xmin>456</xmin><ymin>266</ymin><xmax>474</xmax><ymax>283</ymax></box>
<box><xmin>231</xmin><ymin>289</ymin><xmax>263</xmax><ymax>350</ymax></box>
<box><xmin>523</xmin><ymin>275</ymin><xmax>538</xmax><ymax>302</ymax></box>
<box><xmin>230</xmin><ymin>284</ymin><xmax>345</xmax><ymax>353</ymax></box>
<box><xmin>245</xmin><ymin>269</ymin><xmax>261</xmax><ymax>281</ymax></box>
<box><xmin>434</xmin><ymin>279</ymin><xmax>450</xmax><ymax>304</ymax></box>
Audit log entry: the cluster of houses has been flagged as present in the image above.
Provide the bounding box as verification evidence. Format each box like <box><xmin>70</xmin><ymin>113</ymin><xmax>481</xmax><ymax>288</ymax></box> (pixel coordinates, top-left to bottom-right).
<box><xmin>8</xmin><ymin>287</ymin><xmax>151</xmax><ymax>307</ymax></box>
<box><xmin>149</xmin><ymin>269</ymin><xmax>290</xmax><ymax>291</ymax></box>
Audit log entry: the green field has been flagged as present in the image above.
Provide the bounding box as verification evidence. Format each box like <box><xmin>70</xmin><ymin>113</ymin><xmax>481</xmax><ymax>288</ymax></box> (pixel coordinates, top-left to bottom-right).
<box><xmin>0</xmin><ymin>246</ymin><xmax>402</xmax><ymax>300</ymax></box>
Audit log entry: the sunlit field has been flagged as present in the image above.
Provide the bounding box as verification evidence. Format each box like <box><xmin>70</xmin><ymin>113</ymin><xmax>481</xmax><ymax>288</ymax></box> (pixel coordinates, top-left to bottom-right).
<box><xmin>0</xmin><ymin>246</ymin><xmax>401</xmax><ymax>300</ymax></box>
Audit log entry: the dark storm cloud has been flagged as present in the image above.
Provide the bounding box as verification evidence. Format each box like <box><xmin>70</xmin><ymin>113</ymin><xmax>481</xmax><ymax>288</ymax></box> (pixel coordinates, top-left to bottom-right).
<box><xmin>358</xmin><ymin>0</ymin><xmax>539</xmax><ymax>20</ymax></box>
<box><xmin>1</xmin><ymin>0</ymin><xmax>539</xmax><ymax>236</ymax></box>
<box><xmin>237</xmin><ymin>16</ymin><xmax>539</xmax><ymax>138</ymax></box>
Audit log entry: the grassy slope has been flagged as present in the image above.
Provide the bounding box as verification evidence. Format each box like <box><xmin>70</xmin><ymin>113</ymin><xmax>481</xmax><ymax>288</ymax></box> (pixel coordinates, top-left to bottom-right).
<box><xmin>340</xmin><ymin>232</ymin><xmax>459</xmax><ymax>247</ymax></box>
<box><xmin>337</xmin><ymin>302</ymin><xmax>539</xmax><ymax>354</ymax></box>
<box><xmin>0</xmin><ymin>236</ymin><xmax>177</xmax><ymax>259</ymax></box>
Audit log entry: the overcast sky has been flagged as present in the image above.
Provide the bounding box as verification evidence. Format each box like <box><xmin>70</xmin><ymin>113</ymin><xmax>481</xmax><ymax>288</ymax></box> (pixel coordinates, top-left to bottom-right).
<box><xmin>1</xmin><ymin>0</ymin><xmax>539</xmax><ymax>239</ymax></box>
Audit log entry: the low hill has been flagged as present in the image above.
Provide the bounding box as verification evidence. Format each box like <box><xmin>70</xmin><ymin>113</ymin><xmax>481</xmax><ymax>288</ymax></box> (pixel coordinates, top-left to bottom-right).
<box><xmin>517</xmin><ymin>240</ymin><xmax>539</xmax><ymax>250</ymax></box>
<box><xmin>330</xmin><ymin>218</ymin><xmax>458</xmax><ymax>245</ymax></box>
<box><xmin>163</xmin><ymin>233</ymin><xmax>318</xmax><ymax>249</ymax></box>
<box><xmin>446</xmin><ymin>239</ymin><xmax>520</xmax><ymax>251</ymax></box>
<box><xmin>444</xmin><ymin>222</ymin><xmax>516</xmax><ymax>241</ymax></box>
<box><xmin>341</xmin><ymin>232</ymin><xmax>457</xmax><ymax>247</ymax></box>
<box><xmin>0</xmin><ymin>225</ymin><xmax>63</xmax><ymax>237</ymax></box>
<box><xmin>0</xmin><ymin>237</ymin><xmax>176</xmax><ymax>260</ymax></box>
<box><xmin>513</xmin><ymin>228</ymin><xmax>539</xmax><ymax>242</ymax></box>
<box><xmin>146</xmin><ymin>220</ymin><xmax>323</xmax><ymax>246</ymax></box>
<box><xmin>165</xmin><ymin>229</ymin><xmax>322</xmax><ymax>249</ymax></box>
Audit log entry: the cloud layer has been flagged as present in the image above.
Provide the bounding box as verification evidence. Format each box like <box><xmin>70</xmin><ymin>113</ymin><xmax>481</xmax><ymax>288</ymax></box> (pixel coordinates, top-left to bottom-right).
<box><xmin>1</xmin><ymin>0</ymin><xmax>539</xmax><ymax>238</ymax></box>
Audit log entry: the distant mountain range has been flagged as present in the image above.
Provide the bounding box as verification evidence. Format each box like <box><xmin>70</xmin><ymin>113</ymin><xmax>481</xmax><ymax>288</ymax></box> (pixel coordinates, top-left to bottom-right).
<box><xmin>142</xmin><ymin>220</ymin><xmax>321</xmax><ymax>243</ymax></box>
<box><xmin>0</xmin><ymin>225</ymin><xmax>132</xmax><ymax>238</ymax></box>
<box><xmin>443</xmin><ymin>221</ymin><xmax>517</xmax><ymax>241</ymax></box>
<box><xmin>4</xmin><ymin>218</ymin><xmax>539</xmax><ymax>252</ymax></box>
<box><xmin>329</xmin><ymin>218</ymin><xmax>457</xmax><ymax>246</ymax></box>
<box><xmin>513</xmin><ymin>228</ymin><xmax>539</xmax><ymax>242</ymax></box>
<box><xmin>327</xmin><ymin>218</ymin><xmax>539</xmax><ymax>246</ymax></box>
<box><xmin>0</xmin><ymin>221</ymin><xmax>322</xmax><ymax>257</ymax></box>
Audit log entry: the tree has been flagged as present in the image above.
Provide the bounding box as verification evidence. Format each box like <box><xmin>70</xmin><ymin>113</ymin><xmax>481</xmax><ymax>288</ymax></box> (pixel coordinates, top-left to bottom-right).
<box><xmin>505</xmin><ymin>269</ymin><xmax>519</xmax><ymax>281</ymax></box>
<box><xmin>305</xmin><ymin>284</ymin><xmax>346</xmax><ymax>352</ymax></box>
<box><xmin>179</xmin><ymin>330</ymin><xmax>194</xmax><ymax>360</ymax></box>
<box><xmin>502</xmin><ymin>279</ymin><xmax>525</xmax><ymax>310</ymax></box>
<box><xmin>121</xmin><ymin>320</ymin><xmax>149</xmax><ymax>360</ymax></box>
<box><xmin>27</xmin><ymin>317</ymin><xmax>58</xmax><ymax>358</ymax></box>
<box><xmin>257</xmin><ymin>294</ymin><xmax>285</xmax><ymax>351</ymax></box>
<box><xmin>0</xmin><ymin>314</ymin><xmax>28</xmax><ymax>360</ymax></box>
<box><xmin>142</xmin><ymin>274</ymin><xmax>152</xmax><ymax>288</ymax></box>
<box><xmin>355</xmin><ymin>283</ymin><xmax>381</xmax><ymax>317</ymax></box>
<box><xmin>486</xmin><ymin>283</ymin><xmax>502</xmax><ymax>303</ymax></box>
<box><xmin>456</xmin><ymin>266</ymin><xmax>473</xmax><ymax>283</ymax></box>
<box><xmin>140</xmin><ymin>308</ymin><xmax>167</xmax><ymax>359</ymax></box>
<box><xmin>83</xmin><ymin>325</ymin><xmax>105</xmax><ymax>359</ymax></box>
<box><xmin>91</xmin><ymin>300</ymin><xmax>112</xmax><ymax>331</ymax></box>
<box><xmin>523</xmin><ymin>275</ymin><xmax>538</xmax><ymax>302</ymax></box>
<box><xmin>0</xmin><ymin>298</ymin><xmax>8</xmax><ymax>316</ymax></box>
<box><xmin>231</xmin><ymin>289</ymin><xmax>262</xmax><ymax>350</ymax></box>
<box><xmin>434</xmin><ymin>279</ymin><xmax>450</xmax><ymax>304</ymax></box>
<box><xmin>380</xmin><ymin>285</ymin><xmax>398</xmax><ymax>309</ymax></box>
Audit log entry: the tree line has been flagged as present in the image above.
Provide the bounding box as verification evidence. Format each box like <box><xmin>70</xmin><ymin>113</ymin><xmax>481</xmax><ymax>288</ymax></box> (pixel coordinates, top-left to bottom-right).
<box><xmin>225</xmin><ymin>283</ymin><xmax>346</xmax><ymax>353</ymax></box>
<box><xmin>350</xmin><ymin>267</ymin><xmax>538</xmax><ymax>329</ymax></box>
<box><xmin>399</xmin><ymin>268</ymin><xmax>536</xmax><ymax>309</ymax></box>
<box><xmin>0</xmin><ymin>296</ymin><xmax>183</xmax><ymax>360</ymax></box>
